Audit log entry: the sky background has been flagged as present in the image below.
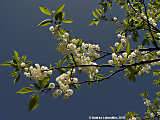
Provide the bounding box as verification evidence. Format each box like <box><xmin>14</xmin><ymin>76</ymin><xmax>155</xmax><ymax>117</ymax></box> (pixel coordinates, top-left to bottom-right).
<box><xmin>0</xmin><ymin>0</ymin><xmax>159</xmax><ymax>120</ymax></box>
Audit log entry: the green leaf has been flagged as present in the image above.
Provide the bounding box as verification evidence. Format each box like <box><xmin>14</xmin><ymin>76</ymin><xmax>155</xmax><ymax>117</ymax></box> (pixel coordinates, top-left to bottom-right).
<box><xmin>95</xmin><ymin>74</ymin><xmax>104</xmax><ymax>81</ymax></box>
<box><xmin>21</xmin><ymin>56</ymin><xmax>27</xmax><ymax>62</ymax></box>
<box><xmin>132</xmin><ymin>30</ymin><xmax>138</xmax><ymax>42</ymax></box>
<box><xmin>142</xmin><ymin>38</ymin><xmax>150</xmax><ymax>46</ymax></box>
<box><xmin>30</xmin><ymin>83</ymin><xmax>40</xmax><ymax>90</ymax></box>
<box><xmin>140</xmin><ymin>90</ymin><xmax>148</xmax><ymax>99</ymax></box>
<box><xmin>89</xmin><ymin>19</ymin><xmax>99</xmax><ymax>26</ymax></box>
<box><xmin>13</xmin><ymin>50</ymin><xmax>19</xmax><ymax>62</ymax></box>
<box><xmin>62</xmin><ymin>12</ymin><xmax>65</xmax><ymax>20</ymax></box>
<box><xmin>62</xmin><ymin>19</ymin><xmax>72</xmax><ymax>23</ymax></box>
<box><xmin>95</xmin><ymin>8</ymin><xmax>102</xmax><ymax>16</ymax></box>
<box><xmin>16</xmin><ymin>87</ymin><xmax>34</xmax><ymax>94</ymax></box>
<box><xmin>37</xmin><ymin>19</ymin><xmax>52</xmax><ymax>27</ymax></box>
<box><xmin>92</xmin><ymin>11</ymin><xmax>99</xmax><ymax>18</ymax></box>
<box><xmin>10</xmin><ymin>71</ymin><xmax>17</xmax><ymax>77</ymax></box>
<box><xmin>14</xmin><ymin>74</ymin><xmax>20</xmax><ymax>84</ymax></box>
<box><xmin>39</xmin><ymin>7</ymin><xmax>52</xmax><ymax>16</ymax></box>
<box><xmin>103</xmin><ymin>3</ymin><xmax>107</xmax><ymax>13</ymax></box>
<box><xmin>55</xmin><ymin>3</ymin><xmax>65</xmax><ymax>15</ymax></box>
<box><xmin>110</xmin><ymin>46</ymin><xmax>115</xmax><ymax>53</ymax></box>
<box><xmin>107</xmin><ymin>1</ymin><xmax>112</xmax><ymax>9</ymax></box>
<box><xmin>0</xmin><ymin>62</ymin><xmax>11</xmax><ymax>66</ymax></box>
<box><xmin>55</xmin><ymin>12</ymin><xmax>63</xmax><ymax>21</ymax></box>
<box><xmin>116</xmin><ymin>42</ymin><xmax>122</xmax><ymax>53</ymax></box>
<box><xmin>28</xmin><ymin>94</ymin><xmax>39</xmax><ymax>112</ymax></box>
<box><xmin>40</xmin><ymin>77</ymin><xmax>50</xmax><ymax>88</ymax></box>
<box><xmin>126</xmin><ymin>42</ymin><xmax>131</xmax><ymax>54</ymax></box>
<box><xmin>123</xmin><ymin>18</ymin><xmax>128</xmax><ymax>26</ymax></box>
<box><xmin>156</xmin><ymin>91</ymin><xmax>160</xmax><ymax>96</ymax></box>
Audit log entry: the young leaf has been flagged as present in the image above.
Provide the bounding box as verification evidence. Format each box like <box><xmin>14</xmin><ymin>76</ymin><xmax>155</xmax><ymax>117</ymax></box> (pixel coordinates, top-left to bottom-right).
<box><xmin>0</xmin><ymin>62</ymin><xmax>11</xmax><ymax>66</ymax></box>
<box><xmin>96</xmin><ymin>8</ymin><xmax>102</xmax><ymax>16</ymax></box>
<box><xmin>92</xmin><ymin>11</ymin><xmax>99</xmax><ymax>18</ymax></box>
<box><xmin>55</xmin><ymin>12</ymin><xmax>63</xmax><ymax>21</ymax></box>
<box><xmin>55</xmin><ymin>3</ymin><xmax>65</xmax><ymax>15</ymax></box>
<box><xmin>62</xmin><ymin>19</ymin><xmax>72</xmax><ymax>23</ymax></box>
<box><xmin>37</xmin><ymin>19</ymin><xmax>52</xmax><ymax>27</ymax></box>
<box><xmin>14</xmin><ymin>74</ymin><xmax>20</xmax><ymax>84</ymax></box>
<box><xmin>110</xmin><ymin>46</ymin><xmax>115</xmax><ymax>53</ymax></box>
<box><xmin>30</xmin><ymin>83</ymin><xmax>40</xmax><ymax>90</ymax></box>
<box><xmin>107</xmin><ymin>1</ymin><xmax>112</xmax><ymax>9</ymax></box>
<box><xmin>10</xmin><ymin>71</ymin><xmax>17</xmax><ymax>77</ymax></box>
<box><xmin>116</xmin><ymin>42</ymin><xmax>122</xmax><ymax>53</ymax></box>
<box><xmin>16</xmin><ymin>87</ymin><xmax>34</xmax><ymax>94</ymax></box>
<box><xmin>89</xmin><ymin>19</ymin><xmax>99</xmax><ymax>26</ymax></box>
<box><xmin>40</xmin><ymin>77</ymin><xmax>50</xmax><ymax>88</ymax></box>
<box><xmin>28</xmin><ymin>94</ymin><xmax>39</xmax><ymax>112</ymax></box>
<box><xmin>39</xmin><ymin>7</ymin><xmax>52</xmax><ymax>16</ymax></box>
<box><xmin>126</xmin><ymin>42</ymin><xmax>131</xmax><ymax>54</ymax></box>
<box><xmin>13</xmin><ymin>50</ymin><xmax>19</xmax><ymax>62</ymax></box>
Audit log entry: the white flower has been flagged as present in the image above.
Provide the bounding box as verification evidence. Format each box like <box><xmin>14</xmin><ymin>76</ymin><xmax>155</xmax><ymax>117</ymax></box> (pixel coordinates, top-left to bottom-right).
<box><xmin>108</xmin><ymin>60</ymin><xmax>113</xmax><ymax>65</ymax></box>
<box><xmin>115</xmin><ymin>42</ymin><xmax>119</xmax><ymax>47</ymax></box>
<box><xmin>72</xmin><ymin>39</ymin><xmax>77</xmax><ymax>43</ymax></box>
<box><xmin>49</xmin><ymin>26</ymin><xmax>54</xmax><ymax>32</ymax></box>
<box><xmin>118</xmin><ymin>55</ymin><xmax>123</xmax><ymax>61</ymax></box>
<box><xmin>67</xmin><ymin>43</ymin><xmax>76</xmax><ymax>50</ymax></box>
<box><xmin>52</xmin><ymin>89</ymin><xmax>62</xmax><ymax>98</ymax></box>
<box><xmin>64</xmin><ymin>32</ymin><xmax>69</xmax><ymax>38</ymax></box>
<box><xmin>121</xmin><ymin>38</ymin><xmax>126</xmax><ymax>43</ymax></box>
<box><xmin>21</xmin><ymin>62</ymin><xmax>25</xmax><ymax>68</ymax></box>
<box><xmin>122</xmin><ymin>52</ymin><xmax>128</xmax><ymax>58</ymax></box>
<box><xmin>117</xmin><ymin>34</ymin><xmax>121</xmax><ymax>38</ymax></box>
<box><xmin>157</xmin><ymin>110</ymin><xmax>160</xmax><ymax>115</ymax></box>
<box><xmin>157</xmin><ymin>33</ymin><xmax>160</xmax><ymax>38</ymax></box>
<box><xmin>24</xmin><ymin>72</ymin><xmax>30</xmax><ymax>77</ymax></box>
<box><xmin>113</xmin><ymin>17</ymin><xmax>118</xmax><ymax>21</ymax></box>
<box><xmin>63</xmin><ymin>93</ymin><xmax>70</xmax><ymax>99</ymax></box>
<box><xmin>144</xmin><ymin>98</ymin><xmax>151</xmax><ymax>106</ymax></box>
<box><xmin>72</xmin><ymin>78</ymin><xmax>78</xmax><ymax>83</ymax></box>
<box><xmin>48</xmin><ymin>83</ymin><xmax>55</xmax><ymax>89</ymax></box>
<box><xmin>47</xmin><ymin>70</ymin><xmax>53</xmax><ymax>75</ymax></box>
<box><xmin>29</xmin><ymin>66</ymin><xmax>33</xmax><ymax>71</ymax></box>
<box><xmin>41</xmin><ymin>66</ymin><xmax>45</xmax><ymax>71</ymax></box>
<box><xmin>156</xmin><ymin>50</ymin><xmax>160</xmax><ymax>55</ymax></box>
<box><xmin>129</xmin><ymin>117</ymin><xmax>136</xmax><ymax>120</ymax></box>
<box><xmin>24</xmin><ymin>67</ymin><xmax>28</xmax><ymax>72</ymax></box>
<box><xmin>131</xmin><ymin>52</ymin><xmax>136</xmax><ymax>57</ymax></box>
<box><xmin>66</xmin><ymin>89</ymin><xmax>73</xmax><ymax>96</ymax></box>
<box><xmin>150</xmin><ymin>113</ymin><xmax>155</xmax><ymax>118</ymax></box>
<box><xmin>112</xmin><ymin>53</ymin><xmax>117</xmax><ymax>59</ymax></box>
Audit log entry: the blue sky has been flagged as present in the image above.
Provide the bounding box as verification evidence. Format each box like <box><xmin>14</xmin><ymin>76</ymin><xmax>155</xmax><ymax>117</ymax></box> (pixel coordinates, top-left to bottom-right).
<box><xmin>0</xmin><ymin>0</ymin><xmax>159</xmax><ymax>120</ymax></box>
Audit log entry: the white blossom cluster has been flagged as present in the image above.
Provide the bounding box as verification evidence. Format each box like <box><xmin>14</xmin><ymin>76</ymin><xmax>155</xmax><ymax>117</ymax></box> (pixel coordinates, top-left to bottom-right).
<box><xmin>23</xmin><ymin>64</ymin><xmax>52</xmax><ymax>81</ymax></box>
<box><xmin>108</xmin><ymin>42</ymin><xmax>160</xmax><ymax>75</ymax></box>
<box><xmin>49</xmin><ymin>27</ymin><xmax>100</xmax><ymax>80</ymax></box>
<box><xmin>117</xmin><ymin>33</ymin><xmax>131</xmax><ymax>43</ymax></box>
<box><xmin>135</xmin><ymin>12</ymin><xmax>157</xmax><ymax>27</ymax></box>
<box><xmin>144</xmin><ymin>98</ymin><xmax>151</xmax><ymax>107</ymax></box>
<box><xmin>52</xmin><ymin>69</ymin><xmax>77</xmax><ymax>99</ymax></box>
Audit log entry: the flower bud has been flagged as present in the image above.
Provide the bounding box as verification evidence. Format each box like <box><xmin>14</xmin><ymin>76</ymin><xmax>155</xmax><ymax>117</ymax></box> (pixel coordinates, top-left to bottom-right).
<box><xmin>21</xmin><ymin>62</ymin><xmax>25</xmax><ymax>67</ymax></box>
<box><xmin>49</xmin><ymin>26</ymin><xmax>54</xmax><ymax>32</ymax></box>
<box><xmin>48</xmin><ymin>83</ymin><xmax>55</xmax><ymax>89</ymax></box>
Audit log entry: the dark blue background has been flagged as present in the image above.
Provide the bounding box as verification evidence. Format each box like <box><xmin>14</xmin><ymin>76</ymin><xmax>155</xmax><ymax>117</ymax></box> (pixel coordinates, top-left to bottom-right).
<box><xmin>0</xmin><ymin>0</ymin><xmax>158</xmax><ymax>120</ymax></box>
